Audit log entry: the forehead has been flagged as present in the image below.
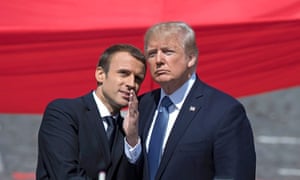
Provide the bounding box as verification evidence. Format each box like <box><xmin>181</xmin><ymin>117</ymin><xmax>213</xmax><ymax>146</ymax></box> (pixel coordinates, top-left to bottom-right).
<box><xmin>146</xmin><ymin>33</ymin><xmax>183</xmax><ymax>50</ymax></box>
<box><xmin>109</xmin><ymin>51</ymin><xmax>145</xmax><ymax>70</ymax></box>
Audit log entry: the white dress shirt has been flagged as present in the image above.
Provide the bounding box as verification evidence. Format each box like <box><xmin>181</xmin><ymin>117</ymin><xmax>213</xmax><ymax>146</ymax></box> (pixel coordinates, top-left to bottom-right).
<box><xmin>93</xmin><ymin>91</ymin><xmax>141</xmax><ymax>163</ymax></box>
<box><xmin>146</xmin><ymin>73</ymin><xmax>196</xmax><ymax>153</ymax></box>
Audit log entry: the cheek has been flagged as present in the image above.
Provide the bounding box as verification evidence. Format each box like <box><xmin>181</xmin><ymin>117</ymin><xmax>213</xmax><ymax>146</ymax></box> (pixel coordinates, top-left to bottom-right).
<box><xmin>148</xmin><ymin>62</ymin><xmax>156</xmax><ymax>72</ymax></box>
<box><xmin>172</xmin><ymin>61</ymin><xmax>188</xmax><ymax>74</ymax></box>
<box><xmin>104</xmin><ymin>77</ymin><xmax>119</xmax><ymax>90</ymax></box>
<box><xmin>147</xmin><ymin>60</ymin><xmax>155</xmax><ymax>67</ymax></box>
<box><xmin>135</xmin><ymin>84</ymin><xmax>141</xmax><ymax>92</ymax></box>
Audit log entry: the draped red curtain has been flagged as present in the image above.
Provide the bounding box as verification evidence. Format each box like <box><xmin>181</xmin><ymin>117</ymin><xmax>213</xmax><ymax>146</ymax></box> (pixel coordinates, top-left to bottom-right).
<box><xmin>1</xmin><ymin>0</ymin><xmax>300</xmax><ymax>113</ymax></box>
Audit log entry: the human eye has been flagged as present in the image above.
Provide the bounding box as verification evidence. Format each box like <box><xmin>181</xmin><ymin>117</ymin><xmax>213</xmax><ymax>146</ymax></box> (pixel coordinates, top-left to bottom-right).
<box><xmin>163</xmin><ymin>49</ymin><xmax>174</xmax><ymax>56</ymax></box>
<box><xmin>135</xmin><ymin>75</ymin><xmax>144</xmax><ymax>84</ymax></box>
<box><xmin>118</xmin><ymin>70</ymin><xmax>130</xmax><ymax>77</ymax></box>
<box><xmin>146</xmin><ymin>50</ymin><xmax>157</xmax><ymax>58</ymax></box>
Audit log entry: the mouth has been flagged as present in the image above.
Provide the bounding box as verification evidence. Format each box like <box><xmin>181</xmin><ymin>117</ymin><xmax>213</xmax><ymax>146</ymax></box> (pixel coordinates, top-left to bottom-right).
<box><xmin>154</xmin><ymin>69</ymin><xmax>169</xmax><ymax>76</ymax></box>
<box><xmin>120</xmin><ymin>90</ymin><xmax>130</xmax><ymax>101</ymax></box>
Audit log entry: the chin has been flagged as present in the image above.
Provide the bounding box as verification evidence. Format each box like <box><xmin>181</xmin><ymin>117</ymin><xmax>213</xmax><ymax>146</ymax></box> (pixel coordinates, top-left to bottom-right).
<box><xmin>120</xmin><ymin>98</ymin><xmax>129</xmax><ymax>105</ymax></box>
<box><xmin>155</xmin><ymin>77</ymin><xmax>170</xmax><ymax>84</ymax></box>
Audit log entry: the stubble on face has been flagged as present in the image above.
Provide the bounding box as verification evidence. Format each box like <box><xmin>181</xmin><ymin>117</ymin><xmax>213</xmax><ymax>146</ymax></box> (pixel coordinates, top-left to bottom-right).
<box><xmin>99</xmin><ymin>52</ymin><xmax>145</xmax><ymax>114</ymax></box>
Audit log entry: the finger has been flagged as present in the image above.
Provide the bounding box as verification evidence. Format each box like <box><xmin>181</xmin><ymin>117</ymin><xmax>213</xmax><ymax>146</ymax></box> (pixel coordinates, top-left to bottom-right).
<box><xmin>128</xmin><ymin>90</ymin><xmax>138</xmax><ymax>117</ymax></box>
<box><xmin>128</xmin><ymin>91</ymin><xmax>134</xmax><ymax>116</ymax></box>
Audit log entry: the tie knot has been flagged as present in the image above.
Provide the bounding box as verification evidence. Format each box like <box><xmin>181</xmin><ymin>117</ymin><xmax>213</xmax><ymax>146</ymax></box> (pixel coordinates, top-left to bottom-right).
<box><xmin>160</xmin><ymin>96</ymin><xmax>173</xmax><ymax>108</ymax></box>
<box><xmin>103</xmin><ymin>116</ymin><xmax>116</xmax><ymax>126</ymax></box>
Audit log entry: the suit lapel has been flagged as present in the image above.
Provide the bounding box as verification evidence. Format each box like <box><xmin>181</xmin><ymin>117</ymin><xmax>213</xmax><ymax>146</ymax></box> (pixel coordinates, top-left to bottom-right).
<box><xmin>82</xmin><ymin>93</ymin><xmax>111</xmax><ymax>173</ymax></box>
<box><xmin>139</xmin><ymin>91</ymin><xmax>160</xmax><ymax>180</ymax></box>
<box><xmin>86</xmin><ymin>108</ymin><xmax>111</xmax><ymax>160</ymax></box>
<box><xmin>156</xmin><ymin>79</ymin><xmax>204</xmax><ymax>178</ymax></box>
<box><xmin>141</xmin><ymin>91</ymin><xmax>160</xmax><ymax>142</ymax></box>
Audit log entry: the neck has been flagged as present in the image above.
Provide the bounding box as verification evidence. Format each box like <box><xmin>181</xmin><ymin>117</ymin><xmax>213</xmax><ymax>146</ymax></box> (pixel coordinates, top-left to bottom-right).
<box><xmin>95</xmin><ymin>88</ymin><xmax>120</xmax><ymax>115</ymax></box>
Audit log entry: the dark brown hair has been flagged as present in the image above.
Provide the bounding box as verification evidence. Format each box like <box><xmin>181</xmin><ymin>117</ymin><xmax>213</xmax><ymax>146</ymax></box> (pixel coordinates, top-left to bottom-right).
<box><xmin>98</xmin><ymin>44</ymin><xmax>146</xmax><ymax>73</ymax></box>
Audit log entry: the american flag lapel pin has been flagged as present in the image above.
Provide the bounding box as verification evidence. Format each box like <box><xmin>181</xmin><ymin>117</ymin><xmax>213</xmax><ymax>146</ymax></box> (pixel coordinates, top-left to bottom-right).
<box><xmin>189</xmin><ymin>106</ymin><xmax>196</xmax><ymax>112</ymax></box>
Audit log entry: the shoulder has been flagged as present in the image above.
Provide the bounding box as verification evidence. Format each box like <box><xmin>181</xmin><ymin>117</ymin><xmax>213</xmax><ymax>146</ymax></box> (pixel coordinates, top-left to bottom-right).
<box><xmin>195</xmin><ymin>79</ymin><xmax>243</xmax><ymax>109</ymax></box>
<box><xmin>47</xmin><ymin>97</ymin><xmax>80</xmax><ymax>109</ymax></box>
<box><xmin>138</xmin><ymin>88</ymin><xmax>160</xmax><ymax>103</ymax></box>
<box><xmin>44</xmin><ymin>92</ymin><xmax>92</xmax><ymax>113</ymax></box>
<box><xmin>40</xmin><ymin>92</ymin><xmax>93</xmax><ymax>129</ymax></box>
<box><xmin>201</xmin><ymin>79</ymin><xmax>238</xmax><ymax>100</ymax></box>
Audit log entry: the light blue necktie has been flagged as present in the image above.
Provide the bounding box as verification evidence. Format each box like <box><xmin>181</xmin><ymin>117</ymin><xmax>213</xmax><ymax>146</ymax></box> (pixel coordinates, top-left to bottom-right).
<box><xmin>148</xmin><ymin>96</ymin><xmax>173</xmax><ymax>180</ymax></box>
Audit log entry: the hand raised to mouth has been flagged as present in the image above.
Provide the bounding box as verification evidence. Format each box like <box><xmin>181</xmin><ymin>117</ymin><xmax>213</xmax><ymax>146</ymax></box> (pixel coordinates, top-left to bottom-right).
<box><xmin>123</xmin><ymin>89</ymin><xmax>139</xmax><ymax>146</ymax></box>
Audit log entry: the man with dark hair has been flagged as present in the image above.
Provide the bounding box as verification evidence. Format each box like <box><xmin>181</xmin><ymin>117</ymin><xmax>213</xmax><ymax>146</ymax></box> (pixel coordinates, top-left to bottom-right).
<box><xmin>37</xmin><ymin>44</ymin><xmax>146</xmax><ymax>180</ymax></box>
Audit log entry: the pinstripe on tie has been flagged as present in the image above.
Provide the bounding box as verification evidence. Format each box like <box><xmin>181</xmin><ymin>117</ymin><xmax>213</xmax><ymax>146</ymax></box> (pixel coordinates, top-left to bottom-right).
<box><xmin>148</xmin><ymin>96</ymin><xmax>173</xmax><ymax>180</ymax></box>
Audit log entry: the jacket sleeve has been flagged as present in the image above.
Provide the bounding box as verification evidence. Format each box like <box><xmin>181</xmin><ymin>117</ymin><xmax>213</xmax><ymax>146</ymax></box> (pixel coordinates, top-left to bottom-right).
<box><xmin>36</xmin><ymin>100</ymin><xmax>90</xmax><ymax>180</ymax></box>
<box><xmin>115</xmin><ymin>151</ymin><xmax>144</xmax><ymax>180</ymax></box>
<box><xmin>213</xmin><ymin>103</ymin><xmax>256</xmax><ymax>180</ymax></box>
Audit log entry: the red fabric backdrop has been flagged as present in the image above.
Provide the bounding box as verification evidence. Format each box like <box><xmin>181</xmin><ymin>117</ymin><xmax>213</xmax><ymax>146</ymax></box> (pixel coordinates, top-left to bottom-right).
<box><xmin>1</xmin><ymin>0</ymin><xmax>300</xmax><ymax>114</ymax></box>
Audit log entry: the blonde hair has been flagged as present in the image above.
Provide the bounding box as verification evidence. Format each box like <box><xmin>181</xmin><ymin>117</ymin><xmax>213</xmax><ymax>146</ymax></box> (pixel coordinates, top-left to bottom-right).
<box><xmin>144</xmin><ymin>21</ymin><xmax>199</xmax><ymax>59</ymax></box>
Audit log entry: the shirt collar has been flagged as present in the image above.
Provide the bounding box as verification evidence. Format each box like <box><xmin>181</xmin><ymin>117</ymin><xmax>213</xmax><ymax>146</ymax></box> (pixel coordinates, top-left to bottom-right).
<box><xmin>92</xmin><ymin>91</ymin><xmax>112</xmax><ymax>118</ymax></box>
<box><xmin>160</xmin><ymin>73</ymin><xmax>196</xmax><ymax>109</ymax></box>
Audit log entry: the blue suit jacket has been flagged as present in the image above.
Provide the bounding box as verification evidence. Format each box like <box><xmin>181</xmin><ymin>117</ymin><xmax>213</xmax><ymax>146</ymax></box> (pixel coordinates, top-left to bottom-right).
<box><xmin>36</xmin><ymin>92</ymin><xmax>142</xmax><ymax>180</ymax></box>
<box><xmin>138</xmin><ymin>77</ymin><xmax>256</xmax><ymax>180</ymax></box>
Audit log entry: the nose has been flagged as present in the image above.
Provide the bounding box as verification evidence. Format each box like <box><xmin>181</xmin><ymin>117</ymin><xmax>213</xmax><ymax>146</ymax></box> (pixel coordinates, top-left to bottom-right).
<box><xmin>155</xmin><ymin>51</ymin><xmax>163</xmax><ymax>63</ymax></box>
<box><xmin>126</xmin><ymin>74</ymin><xmax>135</xmax><ymax>90</ymax></box>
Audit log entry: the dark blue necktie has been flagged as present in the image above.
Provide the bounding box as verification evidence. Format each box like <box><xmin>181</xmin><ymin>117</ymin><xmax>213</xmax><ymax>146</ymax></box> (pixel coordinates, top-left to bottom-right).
<box><xmin>103</xmin><ymin>116</ymin><xmax>117</xmax><ymax>150</ymax></box>
<box><xmin>148</xmin><ymin>96</ymin><xmax>173</xmax><ymax>180</ymax></box>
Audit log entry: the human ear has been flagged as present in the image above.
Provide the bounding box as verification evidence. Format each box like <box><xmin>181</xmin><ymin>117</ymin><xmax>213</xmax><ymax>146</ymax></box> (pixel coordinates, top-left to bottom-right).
<box><xmin>187</xmin><ymin>54</ymin><xmax>197</xmax><ymax>68</ymax></box>
<box><xmin>95</xmin><ymin>66</ymin><xmax>105</xmax><ymax>84</ymax></box>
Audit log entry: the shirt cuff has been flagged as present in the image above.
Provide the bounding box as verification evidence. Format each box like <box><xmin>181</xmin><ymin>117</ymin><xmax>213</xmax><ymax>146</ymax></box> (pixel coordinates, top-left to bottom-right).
<box><xmin>124</xmin><ymin>137</ymin><xmax>141</xmax><ymax>164</ymax></box>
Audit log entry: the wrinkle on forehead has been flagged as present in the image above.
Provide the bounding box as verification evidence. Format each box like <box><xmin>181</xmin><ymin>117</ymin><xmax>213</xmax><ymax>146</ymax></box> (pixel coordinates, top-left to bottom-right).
<box><xmin>147</xmin><ymin>33</ymin><xmax>184</xmax><ymax>50</ymax></box>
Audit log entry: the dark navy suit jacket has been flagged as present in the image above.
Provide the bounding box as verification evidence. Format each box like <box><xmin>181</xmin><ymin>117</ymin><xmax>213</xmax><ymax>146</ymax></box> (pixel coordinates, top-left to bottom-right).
<box><xmin>138</xmin><ymin>77</ymin><xmax>256</xmax><ymax>180</ymax></box>
<box><xmin>36</xmin><ymin>92</ymin><xmax>142</xmax><ymax>180</ymax></box>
